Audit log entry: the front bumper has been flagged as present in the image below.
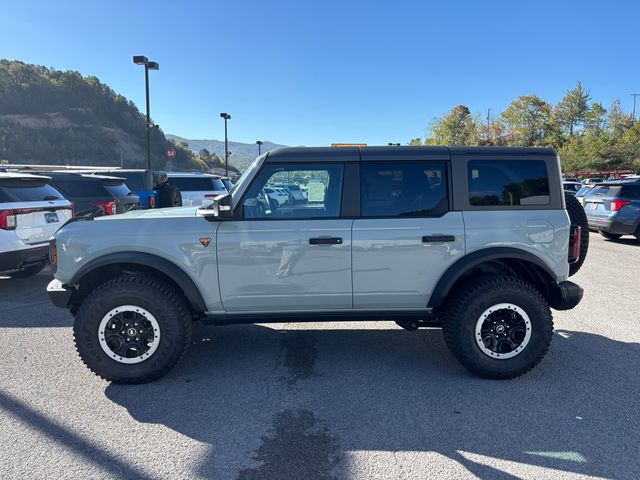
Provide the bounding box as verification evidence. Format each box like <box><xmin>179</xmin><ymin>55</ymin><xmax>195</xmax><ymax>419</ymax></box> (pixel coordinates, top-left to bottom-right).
<box><xmin>0</xmin><ymin>245</ymin><xmax>48</xmax><ymax>273</ymax></box>
<box><xmin>47</xmin><ymin>279</ymin><xmax>73</xmax><ymax>309</ymax></box>
<box><xmin>549</xmin><ymin>281</ymin><xmax>584</xmax><ymax>311</ymax></box>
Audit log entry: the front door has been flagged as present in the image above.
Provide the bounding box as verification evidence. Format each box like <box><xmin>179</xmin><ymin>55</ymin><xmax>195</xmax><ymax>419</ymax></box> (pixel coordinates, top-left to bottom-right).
<box><xmin>217</xmin><ymin>163</ymin><xmax>352</xmax><ymax>312</ymax></box>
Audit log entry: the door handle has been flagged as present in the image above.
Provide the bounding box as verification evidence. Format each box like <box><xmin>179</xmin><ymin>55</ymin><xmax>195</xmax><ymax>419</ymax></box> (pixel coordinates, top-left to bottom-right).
<box><xmin>309</xmin><ymin>237</ymin><xmax>343</xmax><ymax>245</ymax></box>
<box><xmin>422</xmin><ymin>235</ymin><xmax>455</xmax><ymax>243</ymax></box>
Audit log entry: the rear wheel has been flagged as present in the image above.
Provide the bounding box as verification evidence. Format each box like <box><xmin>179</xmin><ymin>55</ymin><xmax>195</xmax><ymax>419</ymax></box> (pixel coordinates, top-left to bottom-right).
<box><xmin>441</xmin><ymin>275</ymin><xmax>553</xmax><ymax>379</ymax></box>
<box><xmin>565</xmin><ymin>192</ymin><xmax>589</xmax><ymax>276</ymax></box>
<box><xmin>10</xmin><ymin>262</ymin><xmax>46</xmax><ymax>278</ymax></box>
<box><xmin>159</xmin><ymin>183</ymin><xmax>182</xmax><ymax>208</ymax></box>
<box><xmin>73</xmin><ymin>274</ymin><xmax>192</xmax><ymax>383</ymax></box>
<box><xmin>600</xmin><ymin>231</ymin><xmax>622</xmax><ymax>240</ymax></box>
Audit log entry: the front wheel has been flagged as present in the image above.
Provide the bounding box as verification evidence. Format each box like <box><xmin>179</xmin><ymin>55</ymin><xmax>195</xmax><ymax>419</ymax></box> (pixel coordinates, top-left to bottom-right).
<box><xmin>441</xmin><ymin>275</ymin><xmax>553</xmax><ymax>379</ymax></box>
<box><xmin>73</xmin><ymin>274</ymin><xmax>192</xmax><ymax>383</ymax></box>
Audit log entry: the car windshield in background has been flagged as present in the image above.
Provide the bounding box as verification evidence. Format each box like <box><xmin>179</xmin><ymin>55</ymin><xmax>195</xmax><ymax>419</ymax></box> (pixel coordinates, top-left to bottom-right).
<box><xmin>0</xmin><ymin>179</ymin><xmax>64</xmax><ymax>202</ymax></box>
<box><xmin>103</xmin><ymin>182</ymin><xmax>133</xmax><ymax>197</ymax></box>
<box><xmin>575</xmin><ymin>186</ymin><xmax>593</xmax><ymax>197</ymax></box>
<box><xmin>169</xmin><ymin>177</ymin><xmax>222</xmax><ymax>191</ymax></box>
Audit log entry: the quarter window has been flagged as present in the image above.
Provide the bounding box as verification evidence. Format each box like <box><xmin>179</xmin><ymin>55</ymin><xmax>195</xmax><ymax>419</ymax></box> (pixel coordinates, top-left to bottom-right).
<box><xmin>243</xmin><ymin>164</ymin><xmax>343</xmax><ymax>219</ymax></box>
<box><xmin>361</xmin><ymin>162</ymin><xmax>447</xmax><ymax>217</ymax></box>
<box><xmin>468</xmin><ymin>160</ymin><xmax>550</xmax><ymax>206</ymax></box>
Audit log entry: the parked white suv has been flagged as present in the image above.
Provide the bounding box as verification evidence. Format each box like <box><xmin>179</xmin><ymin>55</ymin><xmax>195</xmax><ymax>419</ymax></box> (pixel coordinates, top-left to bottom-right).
<box><xmin>166</xmin><ymin>172</ymin><xmax>227</xmax><ymax>206</ymax></box>
<box><xmin>0</xmin><ymin>172</ymin><xmax>72</xmax><ymax>277</ymax></box>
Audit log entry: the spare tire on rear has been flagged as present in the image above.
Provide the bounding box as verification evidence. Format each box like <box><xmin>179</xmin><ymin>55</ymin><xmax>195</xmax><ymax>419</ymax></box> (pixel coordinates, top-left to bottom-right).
<box><xmin>159</xmin><ymin>183</ymin><xmax>182</xmax><ymax>208</ymax></box>
<box><xmin>565</xmin><ymin>192</ymin><xmax>588</xmax><ymax>276</ymax></box>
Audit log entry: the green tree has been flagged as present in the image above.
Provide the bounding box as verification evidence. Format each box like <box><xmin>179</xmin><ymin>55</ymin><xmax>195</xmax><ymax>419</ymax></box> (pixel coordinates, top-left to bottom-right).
<box><xmin>554</xmin><ymin>81</ymin><xmax>591</xmax><ymax>136</ymax></box>
<box><xmin>501</xmin><ymin>95</ymin><xmax>553</xmax><ymax>146</ymax></box>
<box><xmin>428</xmin><ymin>105</ymin><xmax>480</xmax><ymax>145</ymax></box>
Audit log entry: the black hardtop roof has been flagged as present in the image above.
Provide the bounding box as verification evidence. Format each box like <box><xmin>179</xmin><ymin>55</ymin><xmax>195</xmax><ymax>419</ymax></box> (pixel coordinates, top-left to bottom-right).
<box><xmin>264</xmin><ymin>145</ymin><xmax>557</xmax><ymax>162</ymax></box>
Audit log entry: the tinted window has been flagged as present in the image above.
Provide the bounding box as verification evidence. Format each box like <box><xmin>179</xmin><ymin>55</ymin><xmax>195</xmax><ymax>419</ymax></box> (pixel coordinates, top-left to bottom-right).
<box><xmin>111</xmin><ymin>172</ymin><xmax>151</xmax><ymax>191</ymax></box>
<box><xmin>361</xmin><ymin>162</ymin><xmax>447</xmax><ymax>217</ymax></box>
<box><xmin>575</xmin><ymin>186</ymin><xmax>593</xmax><ymax>197</ymax></box>
<box><xmin>169</xmin><ymin>177</ymin><xmax>216</xmax><ymax>191</ymax></box>
<box><xmin>621</xmin><ymin>185</ymin><xmax>640</xmax><ymax>198</ymax></box>
<box><xmin>104</xmin><ymin>182</ymin><xmax>133</xmax><ymax>197</ymax></box>
<box><xmin>212</xmin><ymin>178</ymin><xmax>226</xmax><ymax>191</ymax></box>
<box><xmin>243</xmin><ymin>164</ymin><xmax>343</xmax><ymax>219</ymax></box>
<box><xmin>469</xmin><ymin>160</ymin><xmax>550</xmax><ymax>206</ymax></box>
<box><xmin>50</xmin><ymin>179</ymin><xmax>109</xmax><ymax>198</ymax></box>
<box><xmin>589</xmin><ymin>185</ymin><xmax>622</xmax><ymax>198</ymax></box>
<box><xmin>0</xmin><ymin>179</ymin><xmax>65</xmax><ymax>202</ymax></box>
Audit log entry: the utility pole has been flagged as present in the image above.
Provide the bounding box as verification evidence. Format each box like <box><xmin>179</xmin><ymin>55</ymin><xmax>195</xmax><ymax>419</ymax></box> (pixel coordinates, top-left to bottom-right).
<box><xmin>486</xmin><ymin>108</ymin><xmax>493</xmax><ymax>144</ymax></box>
<box><xmin>631</xmin><ymin>94</ymin><xmax>640</xmax><ymax>120</ymax></box>
<box><xmin>219</xmin><ymin>113</ymin><xmax>231</xmax><ymax>177</ymax></box>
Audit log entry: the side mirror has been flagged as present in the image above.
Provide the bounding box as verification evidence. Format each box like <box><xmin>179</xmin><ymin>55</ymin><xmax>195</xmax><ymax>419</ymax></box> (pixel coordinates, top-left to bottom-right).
<box><xmin>196</xmin><ymin>193</ymin><xmax>234</xmax><ymax>219</ymax></box>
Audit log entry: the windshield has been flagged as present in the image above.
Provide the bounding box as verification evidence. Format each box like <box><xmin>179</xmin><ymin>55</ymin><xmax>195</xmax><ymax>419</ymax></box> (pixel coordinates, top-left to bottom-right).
<box><xmin>230</xmin><ymin>155</ymin><xmax>264</xmax><ymax>201</ymax></box>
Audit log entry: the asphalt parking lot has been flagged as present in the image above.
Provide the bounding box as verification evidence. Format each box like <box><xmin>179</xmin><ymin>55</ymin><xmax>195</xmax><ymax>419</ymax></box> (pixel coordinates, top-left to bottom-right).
<box><xmin>0</xmin><ymin>235</ymin><xmax>639</xmax><ymax>480</ymax></box>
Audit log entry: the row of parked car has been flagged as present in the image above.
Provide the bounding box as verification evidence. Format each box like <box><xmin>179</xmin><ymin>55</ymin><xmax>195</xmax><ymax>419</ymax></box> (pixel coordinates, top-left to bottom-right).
<box><xmin>0</xmin><ymin>167</ymin><xmax>234</xmax><ymax>278</ymax></box>
<box><xmin>564</xmin><ymin>177</ymin><xmax>640</xmax><ymax>242</ymax></box>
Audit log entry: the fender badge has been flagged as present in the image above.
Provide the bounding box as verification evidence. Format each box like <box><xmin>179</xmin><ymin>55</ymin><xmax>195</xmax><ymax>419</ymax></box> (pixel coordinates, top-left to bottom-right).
<box><xmin>199</xmin><ymin>237</ymin><xmax>212</xmax><ymax>247</ymax></box>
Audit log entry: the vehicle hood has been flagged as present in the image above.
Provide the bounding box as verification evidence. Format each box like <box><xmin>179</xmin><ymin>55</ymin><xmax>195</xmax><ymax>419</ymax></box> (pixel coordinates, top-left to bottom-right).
<box><xmin>94</xmin><ymin>206</ymin><xmax>200</xmax><ymax>221</ymax></box>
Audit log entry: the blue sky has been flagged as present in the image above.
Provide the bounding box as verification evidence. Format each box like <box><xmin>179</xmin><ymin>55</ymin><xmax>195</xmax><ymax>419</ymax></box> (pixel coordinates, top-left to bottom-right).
<box><xmin>2</xmin><ymin>0</ymin><xmax>639</xmax><ymax>146</ymax></box>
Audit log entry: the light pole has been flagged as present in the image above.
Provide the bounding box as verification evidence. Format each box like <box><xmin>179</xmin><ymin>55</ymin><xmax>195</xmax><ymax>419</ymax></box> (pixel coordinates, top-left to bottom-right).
<box><xmin>133</xmin><ymin>56</ymin><xmax>159</xmax><ymax>170</ymax></box>
<box><xmin>220</xmin><ymin>113</ymin><xmax>231</xmax><ymax>176</ymax></box>
<box><xmin>256</xmin><ymin>140</ymin><xmax>263</xmax><ymax>156</ymax></box>
<box><xmin>631</xmin><ymin>94</ymin><xmax>640</xmax><ymax>120</ymax></box>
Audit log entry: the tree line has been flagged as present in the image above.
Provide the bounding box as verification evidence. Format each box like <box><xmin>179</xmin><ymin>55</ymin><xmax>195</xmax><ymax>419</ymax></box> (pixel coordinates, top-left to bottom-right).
<box><xmin>410</xmin><ymin>82</ymin><xmax>640</xmax><ymax>173</ymax></box>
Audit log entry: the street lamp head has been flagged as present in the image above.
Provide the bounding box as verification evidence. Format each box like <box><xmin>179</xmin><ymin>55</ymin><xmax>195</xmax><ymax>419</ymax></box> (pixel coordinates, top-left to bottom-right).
<box><xmin>256</xmin><ymin>140</ymin><xmax>263</xmax><ymax>146</ymax></box>
<box><xmin>133</xmin><ymin>55</ymin><xmax>148</xmax><ymax>65</ymax></box>
<box><xmin>147</xmin><ymin>61</ymin><xmax>159</xmax><ymax>70</ymax></box>
<box><xmin>220</xmin><ymin>112</ymin><xmax>231</xmax><ymax>120</ymax></box>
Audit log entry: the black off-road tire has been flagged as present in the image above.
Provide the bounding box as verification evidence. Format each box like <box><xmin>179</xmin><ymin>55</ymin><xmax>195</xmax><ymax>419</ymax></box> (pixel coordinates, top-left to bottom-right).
<box><xmin>565</xmin><ymin>192</ymin><xmax>589</xmax><ymax>276</ymax></box>
<box><xmin>441</xmin><ymin>275</ymin><xmax>553</xmax><ymax>379</ymax></box>
<box><xmin>10</xmin><ymin>262</ymin><xmax>46</xmax><ymax>278</ymax></box>
<box><xmin>600</xmin><ymin>231</ymin><xmax>622</xmax><ymax>240</ymax></box>
<box><xmin>73</xmin><ymin>274</ymin><xmax>192</xmax><ymax>384</ymax></box>
<box><xmin>159</xmin><ymin>183</ymin><xmax>182</xmax><ymax>208</ymax></box>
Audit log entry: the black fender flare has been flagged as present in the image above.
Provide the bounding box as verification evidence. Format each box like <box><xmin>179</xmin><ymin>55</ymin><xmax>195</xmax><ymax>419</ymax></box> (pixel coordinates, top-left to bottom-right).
<box><xmin>69</xmin><ymin>252</ymin><xmax>207</xmax><ymax>313</ymax></box>
<box><xmin>427</xmin><ymin>247</ymin><xmax>557</xmax><ymax>309</ymax></box>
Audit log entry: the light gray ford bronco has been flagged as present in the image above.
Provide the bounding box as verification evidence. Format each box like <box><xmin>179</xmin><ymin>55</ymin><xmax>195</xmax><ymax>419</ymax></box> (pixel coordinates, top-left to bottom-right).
<box><xmin>48</xmin><ymin>146</ymin><xmax>588</xmax><ymax>383</ymax></box>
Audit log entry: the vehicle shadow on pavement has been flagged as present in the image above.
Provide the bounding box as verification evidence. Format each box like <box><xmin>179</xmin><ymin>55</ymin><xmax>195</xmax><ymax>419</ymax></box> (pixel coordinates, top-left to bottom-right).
<box><xmin>601</xmin><ymin>237</ymin><xmax>639</xmax><ymax>247</ymax></box>
<box><xmin>104</xmin><ymin>324</ymin><xmax>640</xmax><ymax>479</ymax></box>
<box><xmin>0</xmin><ymin>272</ymin><xmax>72</xmax><ymax>328</ymax></box>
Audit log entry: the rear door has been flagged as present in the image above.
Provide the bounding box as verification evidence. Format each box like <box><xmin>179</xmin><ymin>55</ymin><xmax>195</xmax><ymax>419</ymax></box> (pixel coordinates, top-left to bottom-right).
<box><xmin>352</xmin><ymin>156</ymin><xmax>465</xmax><ymax>309</ymax></box>
<box><xmin>217</xmin><ymin>162</ymin><xmax>352</xmax><ymax>312</ymax></box>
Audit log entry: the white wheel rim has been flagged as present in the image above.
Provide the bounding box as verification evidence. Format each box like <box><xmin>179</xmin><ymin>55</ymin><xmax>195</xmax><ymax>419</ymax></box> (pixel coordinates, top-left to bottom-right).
<box><xmin>474</xmin><ymin>303</ymin><xmax>532</xmax><ymax>360</ymax></box>
<box><xmin>98</xmin><ymin>305</ymin><xmax>161</xmax><ymax>364</ymax></box>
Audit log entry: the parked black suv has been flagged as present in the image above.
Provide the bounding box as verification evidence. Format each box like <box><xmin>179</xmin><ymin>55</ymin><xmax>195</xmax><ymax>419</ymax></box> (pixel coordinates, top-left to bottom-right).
<box><xmin>42</xmin><ymin>172</ymin><xmax>140</xmax><ymax>217</ymax></box>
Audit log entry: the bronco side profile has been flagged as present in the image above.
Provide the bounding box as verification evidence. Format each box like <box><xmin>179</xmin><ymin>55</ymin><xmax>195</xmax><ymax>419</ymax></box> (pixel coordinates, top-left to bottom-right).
<box><xmin>47</xmin><ymin>146</ymin><xmax>588</xmax><ymax>383</ymax></box>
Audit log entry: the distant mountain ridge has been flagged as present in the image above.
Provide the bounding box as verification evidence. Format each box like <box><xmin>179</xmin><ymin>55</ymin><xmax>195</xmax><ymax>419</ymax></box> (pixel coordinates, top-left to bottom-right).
<box><xmin>167</xmin><ymin>135</ymin><xmax>288</xmax><ymax>171</ymax></box>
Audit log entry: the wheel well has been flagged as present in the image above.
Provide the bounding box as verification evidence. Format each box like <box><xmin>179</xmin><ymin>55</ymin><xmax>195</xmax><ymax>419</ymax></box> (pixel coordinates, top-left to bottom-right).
<box><xmin>68</xmin><ymin>262</ymin><xmax>202</xmax><ymax>317</ymax></box>
<box><xmin>435</xmin><ymin>258</ymin><xmax>555</xmax><ymax>309</ymax></box>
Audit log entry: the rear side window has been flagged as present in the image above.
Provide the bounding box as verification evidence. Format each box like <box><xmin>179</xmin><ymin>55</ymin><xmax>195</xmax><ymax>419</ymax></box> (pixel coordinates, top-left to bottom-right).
<box><xmin>621</xmin><ymin>185</ymin><xmax>640</xmax><ymax>198</ymax></box>
<box><xmin>361</xmin><ymin>162</ymin><xmax>447</xmax><ymax>217</ymax></box>
<box><xmin>468</xmin><ymin>160</ymin><xmax>550</xmax><ymax>206</ymax></box>
<box><xmin>169</xmin><ymin>177</ymin><xmax>216</xmax><ymax>191</ymax></box>
<box><xmin>0</xmin><ymin>179</ymin><xmax>65</xmax><ymax>202</ymax></box>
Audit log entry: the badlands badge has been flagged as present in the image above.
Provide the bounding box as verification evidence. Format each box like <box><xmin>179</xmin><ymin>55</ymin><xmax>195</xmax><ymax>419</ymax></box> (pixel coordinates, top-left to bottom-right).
<box><xmin>199</xmin><ymin>237</ymin><xmax>212</xmax><ymax>247</ymax></box>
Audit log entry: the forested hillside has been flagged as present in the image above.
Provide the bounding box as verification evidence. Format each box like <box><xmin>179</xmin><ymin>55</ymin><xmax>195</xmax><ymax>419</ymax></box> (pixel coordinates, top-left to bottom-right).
<box><xmin>412</xmin><ymin>82</ymin><xmax>640</xmax><ymax>173</ymax></box>
<box><xmin>0</xmin><ymin>60</ymin><xmax>204</xmax><ymax>170</ymax></box>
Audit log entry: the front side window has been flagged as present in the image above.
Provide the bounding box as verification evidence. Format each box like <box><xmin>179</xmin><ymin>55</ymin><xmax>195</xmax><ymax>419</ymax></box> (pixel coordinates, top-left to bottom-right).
<box><xmin>242</xmin><ymin>164</ymin><xmax>343</xmax><ymax>219</ymax></box>
<box><xmin>361</xmin><ymin>162</ymin><xmax>447</xmax><ymax>217</ymax></box>
<box><xmin>468</xmin><ymin>160</ymin><xmax>550</xmax><ymax>206</ymax></box>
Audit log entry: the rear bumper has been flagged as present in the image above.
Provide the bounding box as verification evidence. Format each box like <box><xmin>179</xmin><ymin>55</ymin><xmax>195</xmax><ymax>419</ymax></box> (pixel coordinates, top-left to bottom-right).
<box><xmin>587</xmin><ymin>216</ymin><xmax>636</xmax><ymax>235</ymax></box>
<box><xmin>0</xmin><ymin>245</ymin><xmax>48</xmax><ymax>272</ymax></box>
<box><xmin>47</xmin><ymin>279</ymin><xmax>73</xmax><ymax>309</ymax></box>
<box><xmin>549</xmin><ymin>281</ymin><xmax>584</xmax><ymax>311</ymax></box>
